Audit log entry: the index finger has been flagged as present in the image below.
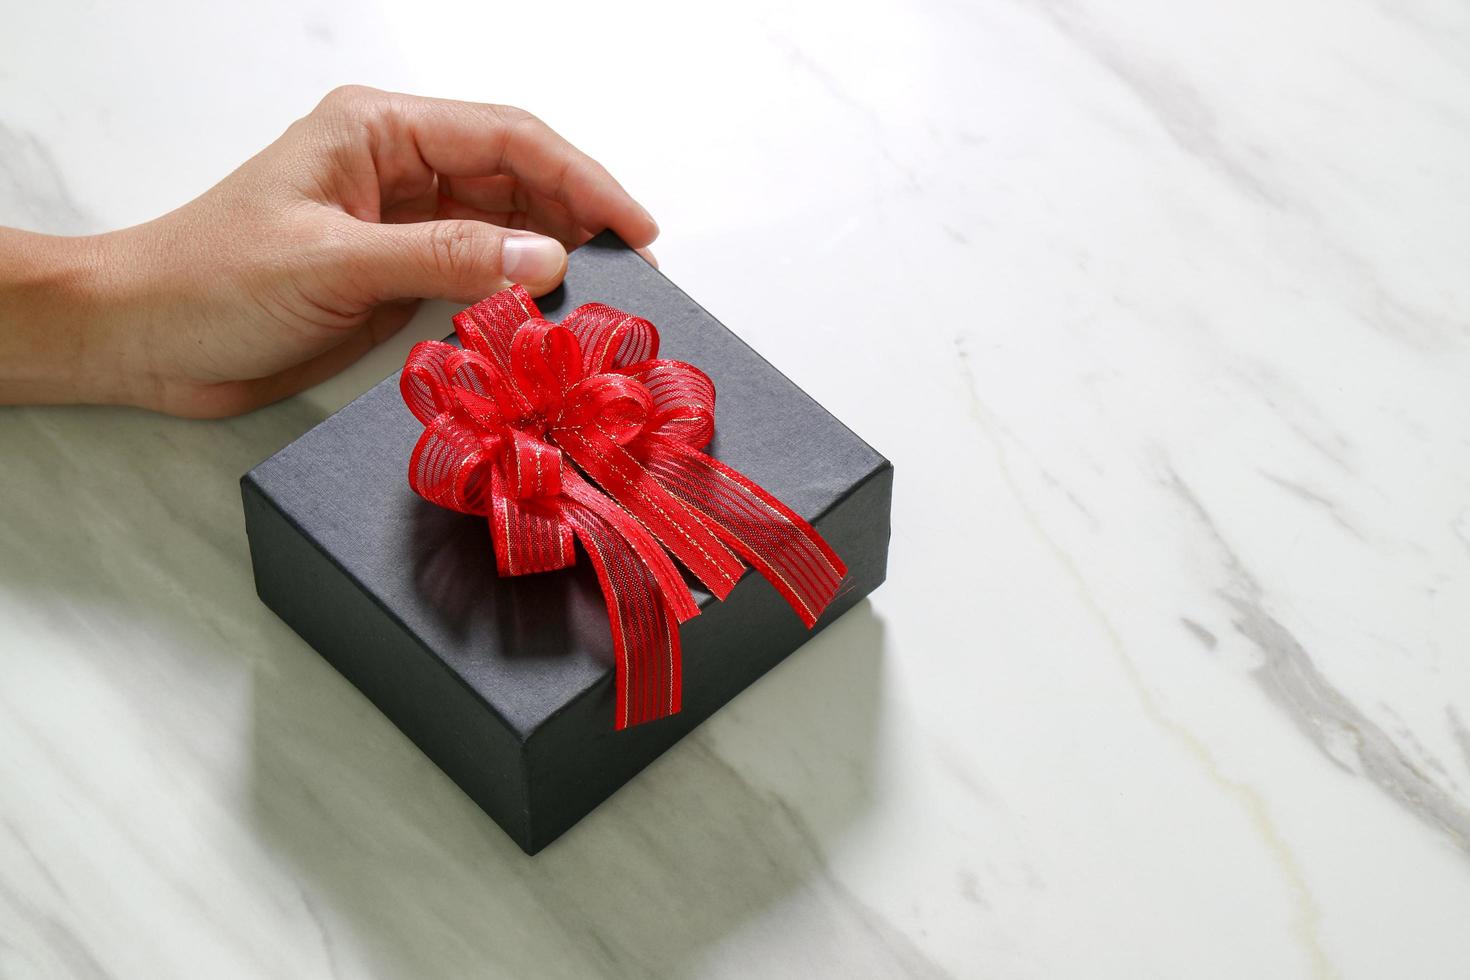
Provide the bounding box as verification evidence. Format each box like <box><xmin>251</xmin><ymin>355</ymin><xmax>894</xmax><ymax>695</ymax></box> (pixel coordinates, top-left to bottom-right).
<box><xmin>362</xmin><ymin>90</ymin><xmax>660</xmax><ymax>249</ymax></box>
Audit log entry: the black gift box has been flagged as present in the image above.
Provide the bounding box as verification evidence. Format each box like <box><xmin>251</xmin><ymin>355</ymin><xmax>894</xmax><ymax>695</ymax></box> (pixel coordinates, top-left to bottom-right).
<box><xmin>240</xmin><ymin>234</ymin><xmax>893</xmax><ymax>854</ymax></box>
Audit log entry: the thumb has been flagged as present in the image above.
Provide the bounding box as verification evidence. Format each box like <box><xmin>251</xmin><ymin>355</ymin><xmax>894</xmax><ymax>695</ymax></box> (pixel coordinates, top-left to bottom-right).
<box><xmin>344</xmin><ymin>219</ymin><xmax>568</xmax><ymax>303</ymax></box>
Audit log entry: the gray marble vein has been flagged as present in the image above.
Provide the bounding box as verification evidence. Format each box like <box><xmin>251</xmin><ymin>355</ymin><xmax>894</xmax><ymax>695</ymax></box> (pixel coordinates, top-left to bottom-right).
<box><xmin>1165</xmin><ymin>469</ymin><xmax>1470</xmax><ymax>851</ymax></box>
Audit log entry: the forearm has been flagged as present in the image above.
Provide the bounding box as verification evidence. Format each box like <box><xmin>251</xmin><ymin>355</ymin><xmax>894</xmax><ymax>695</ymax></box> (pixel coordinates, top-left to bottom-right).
<box><xmin>0</xmin><ymin>228</ymin><xmax>121</xmax><ymax>407</ymax></box>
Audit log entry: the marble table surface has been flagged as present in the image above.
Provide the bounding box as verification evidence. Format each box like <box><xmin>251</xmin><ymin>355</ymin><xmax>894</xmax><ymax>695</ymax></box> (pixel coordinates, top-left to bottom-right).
<box><xmin>4</xmin><ymin>1</ymin><xmax>1470</xmax><ymax>977</ymax></box>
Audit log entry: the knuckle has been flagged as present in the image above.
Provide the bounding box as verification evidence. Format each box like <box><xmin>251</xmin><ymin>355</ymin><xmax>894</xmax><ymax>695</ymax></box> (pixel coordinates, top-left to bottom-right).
<box><xmin>492</xmin><ymin>103</ymin><xmax>539</xmax><ymax>129</ymax></box>
<box><xmin>426</xmin><ymin>222</ymin><xmax>490</xmax><ymax>286</ymax></box>
<box><xmin>320</xmin><ymin>84</ymin><xmax>376</xmax><ymax>109</ymax></box>
<box><xmin>315</xmin><ymin>85</ymin><xmax>389</xmax><ymax>129</ymax></box>
<box><xmin>304</xmin><ymin>87</ymin><xmax>384</xmax><ymax>163</ymax></box>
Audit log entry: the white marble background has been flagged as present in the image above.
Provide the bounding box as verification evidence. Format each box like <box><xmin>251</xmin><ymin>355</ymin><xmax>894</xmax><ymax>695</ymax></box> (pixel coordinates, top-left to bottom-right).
<box><xmin>3</xmin><ymin>0</ymin><xmax>1470</xmax><ymax>977</ymax></box>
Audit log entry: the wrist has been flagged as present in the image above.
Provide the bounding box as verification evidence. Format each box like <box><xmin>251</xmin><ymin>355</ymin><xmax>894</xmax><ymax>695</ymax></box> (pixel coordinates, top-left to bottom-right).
<box><xmin>0</xmin><ymin>228</ymin><xmax>133</xmax><ymax>407</ymax></box>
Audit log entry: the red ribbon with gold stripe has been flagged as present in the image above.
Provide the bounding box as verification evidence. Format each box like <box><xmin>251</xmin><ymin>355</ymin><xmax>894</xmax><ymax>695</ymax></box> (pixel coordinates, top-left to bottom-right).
<box><xmin>400</xmin><ymin>286</ymin><xmax>846</xmax><ymax>729</ymax></box>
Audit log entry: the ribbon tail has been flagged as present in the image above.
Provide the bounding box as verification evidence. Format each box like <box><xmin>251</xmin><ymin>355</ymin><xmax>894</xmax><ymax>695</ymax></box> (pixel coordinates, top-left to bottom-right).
<box><xmin>561</xmin><ymin>490</ymin><xmax>691</xmax><ymax>729</ymax></box>
<box><xmin>640</xmin><ymin>439</ymin><xmax>847</xmax><ymax>627</ymax></box>
<box><xmin>557</xmin><ymin>428</ymin><xmax>746</xmax><ymax>600</ymax></box>
<box><xmin>562</xmin><ymin>468</ymin><xmax>700</xmax><ymax>623</ymax></box>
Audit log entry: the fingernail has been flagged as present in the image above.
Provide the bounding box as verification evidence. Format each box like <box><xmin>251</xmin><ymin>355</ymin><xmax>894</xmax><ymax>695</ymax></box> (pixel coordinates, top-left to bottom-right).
<box><xmin>502</xmin><ymin>235</ymin><xmax>566</xmax><ymax>284</ymax></box>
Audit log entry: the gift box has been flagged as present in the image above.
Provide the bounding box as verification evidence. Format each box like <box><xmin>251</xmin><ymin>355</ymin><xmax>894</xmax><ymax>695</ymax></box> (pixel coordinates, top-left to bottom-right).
<box><xmin>240</xmin><ymin>233</ymin><xmax>893</xmax><ymax>854</ymax></box>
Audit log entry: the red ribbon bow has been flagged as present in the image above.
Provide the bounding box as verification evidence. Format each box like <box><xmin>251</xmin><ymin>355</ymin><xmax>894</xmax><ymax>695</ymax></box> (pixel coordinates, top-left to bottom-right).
<box><xmin>400</xmin><ymin>286</ymin><xmax>847</xmax><ymax>729</ymax></box>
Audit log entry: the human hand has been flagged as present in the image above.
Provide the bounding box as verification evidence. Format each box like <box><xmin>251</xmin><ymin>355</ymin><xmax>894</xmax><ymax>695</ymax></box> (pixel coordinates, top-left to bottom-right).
<box><xmin>0</xmin><ymin>85</ymin><xmax>658</xmax><ymax>417</ymax></box>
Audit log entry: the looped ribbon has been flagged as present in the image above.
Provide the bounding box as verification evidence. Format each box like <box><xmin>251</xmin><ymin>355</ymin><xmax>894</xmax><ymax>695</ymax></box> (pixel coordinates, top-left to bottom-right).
<box><xmin>400</xmin><ymin>286</ymin><xmax>847</xmax><ymax>729</ymax></box>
